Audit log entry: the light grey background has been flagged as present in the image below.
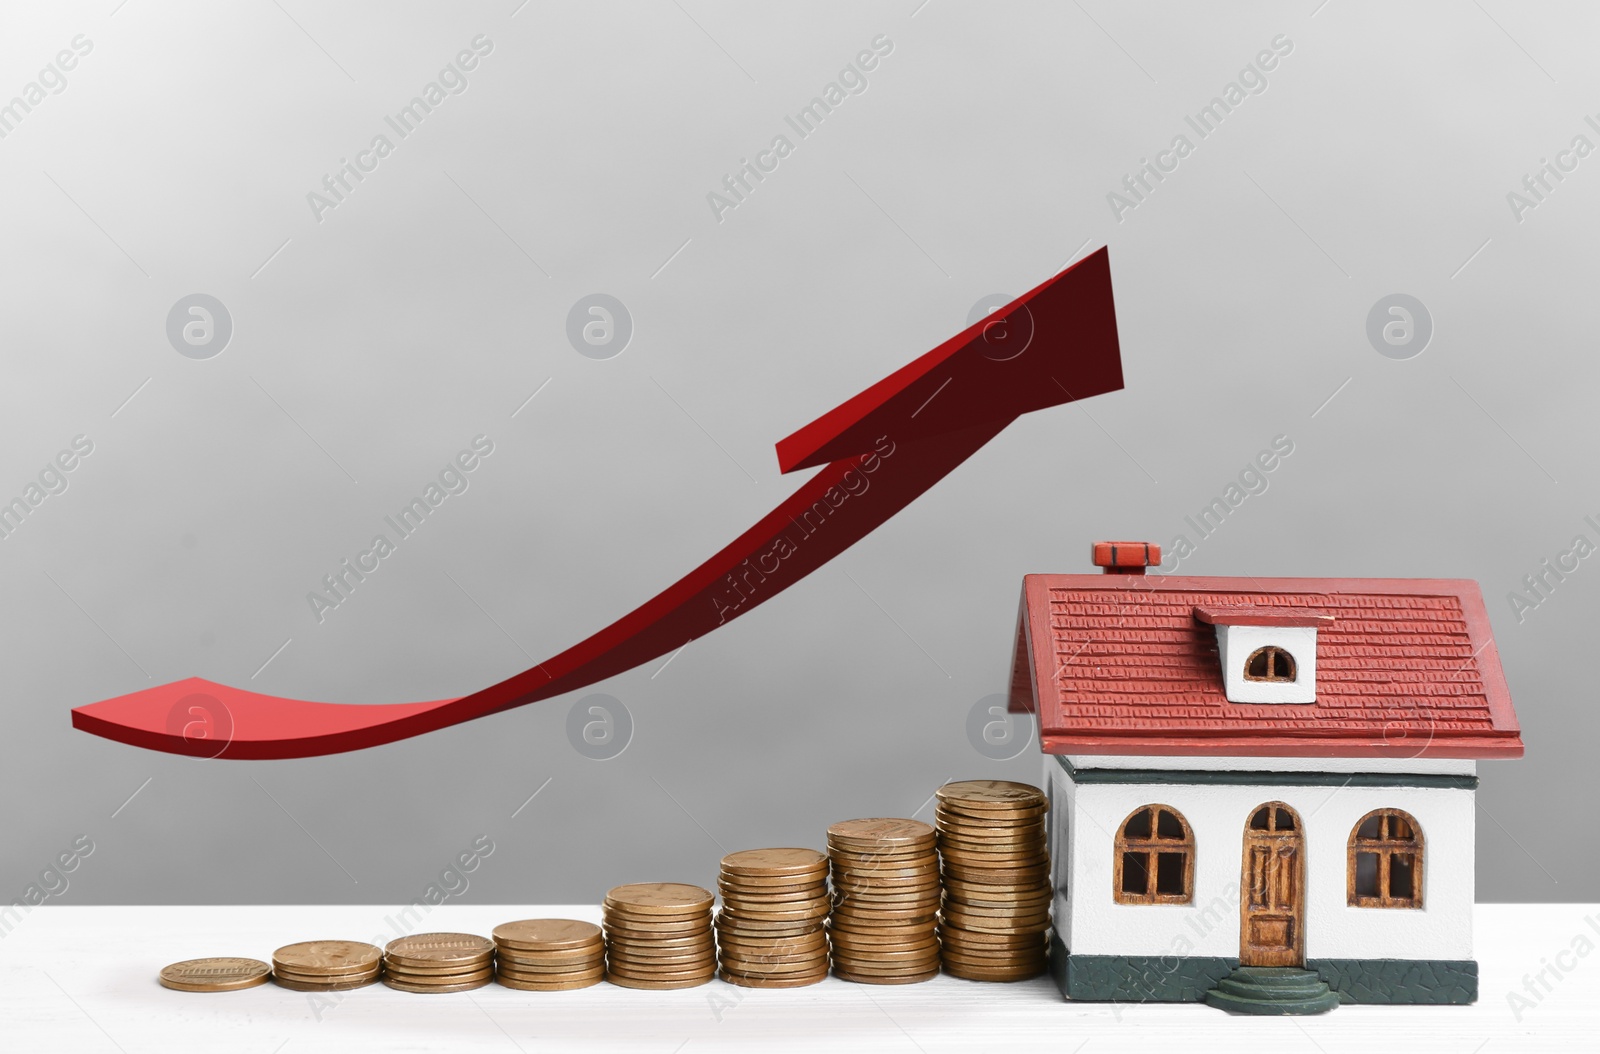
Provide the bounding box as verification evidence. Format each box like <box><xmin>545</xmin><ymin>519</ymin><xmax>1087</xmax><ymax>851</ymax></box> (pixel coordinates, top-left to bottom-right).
<box><xmin>0</xmin><ymin>0</ymin><xmax>1590</xmax><ymax>907</ymax></box>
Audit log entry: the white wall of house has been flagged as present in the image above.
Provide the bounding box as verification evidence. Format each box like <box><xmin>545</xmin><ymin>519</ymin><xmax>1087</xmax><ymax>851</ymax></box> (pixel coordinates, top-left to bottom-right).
<box><xmin>1067</xmin><ymin>754</ymin><xmax>1476</xmax><ymax>776</ymax></box>
<box><xmin>1044</xmin><ymin>759</ymin><xmax>1475</xmax><ymax>961</ymax></box>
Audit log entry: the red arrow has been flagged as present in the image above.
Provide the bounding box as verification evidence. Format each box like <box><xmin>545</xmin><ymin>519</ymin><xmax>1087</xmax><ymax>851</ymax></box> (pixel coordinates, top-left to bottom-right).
<box><xmin>72</xmin><ymin>248</ymin><xmax>1122</xmax><ymax>759</ymax></box>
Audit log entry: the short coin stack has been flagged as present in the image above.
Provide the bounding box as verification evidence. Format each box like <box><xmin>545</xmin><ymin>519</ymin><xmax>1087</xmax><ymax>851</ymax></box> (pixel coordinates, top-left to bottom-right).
<box><xmin>826</xmin><ymin>818</ymin><xmax>942</xmax><ymax>984</ymax></box>
<box><xmin>935</xmin><ymin>780</ymin><xmax>1052</xmax><ymax>981</ymax></box>
<box><xmin>715</xmin><ymin>848</ymin><xmax>831</xmax><ymax>988</ymax></box>
<box><xmin>603</xmin><ymin>882</ymin><xmax>717</xmax><ymax>989</ymax></box>
<box><xmin>382</xmin><ymin>932</ymin><xmax>494</xmax><ymax>993</ymax></box>
<box><xmin>492</xmin><ymin>919</ymin><xmax>606</xmax><ymax>991</ymax></box>
<box><xmin>271</xmin><ymin>940</ymin><xmax>382</xmax><ymax>991</ymax></box>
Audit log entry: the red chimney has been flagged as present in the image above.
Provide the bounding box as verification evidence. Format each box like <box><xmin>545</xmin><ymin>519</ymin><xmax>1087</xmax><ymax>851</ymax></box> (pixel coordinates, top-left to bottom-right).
<box><xmin>1092</xmin><ymin>540</ymin><xmax>1160</xmax><ymax>575</ymax></box>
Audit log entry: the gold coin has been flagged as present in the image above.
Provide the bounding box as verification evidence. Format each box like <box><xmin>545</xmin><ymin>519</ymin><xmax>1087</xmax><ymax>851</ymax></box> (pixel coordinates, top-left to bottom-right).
<box><xmin>717</xmin><ymin>941</ymin><xmax>826</xmax><ymax>959</ymax></box>
<box><xmin>720</xmin><ymin>968</ymin><xmax>828</xmax><ymax>988</ymax></box>
<box><xmin>831</xmin><ymin>903</ymin><xmax>941</xmax><ymax>921</ymax></box>
<box><xmin>602</xmin><ymin>911</ymin><xmax>711</xmax><ymax>931</ymax></box>
<box><xmin>717</xmin><ymin>945</ymin><xmax>830</xmax><ymax>963</ymax></box>
<box><xmin>607</xmin><ymin>948</ymin><xmax>718</xmax><ymax>966</ymax></box>
<box><xmin>272</xmin><ymin>973</ymin><xmax>380</xmax><ymax>992</ymax></box>
<box><xmin>496</xmin><ymin>964</ymin><xmax>606</xmax><ymax>983</ymax></box>
<box><xmin>718</xmin><ymin>904</ymin><xmax>831</xmax><ymax>924</ymax></box>
<box><xmin>720</xmin><ymin>848</ymin><xmax>829</xmax><ymax>878</ymax></box>
<box><xmin>603</xmin><ymin>903</ymin><xmax>712</xmax><ymax>923</ymax></box>
<box><xmin>827</xmin><ymin>917</ymin><xmax>937</xmax><ymax>935</ymax></box>
<box><xmin>720</xmin><ymin>887</ymin><xmax>827</xmax><ymax>904</ymax></box>
<box><xmin>382</xmin><ymin>974</ymin><xmax>492</xmax><ymax>993</ymax></box>
<box><xmin>496</xmin><ymin>974</ymin><xmax>604</xmax><ymax>991</ymax></box>
<box><xmin>942</xmin><ymin>878</ymin><xmax>1051</xmax><ymax>897</ymax></box>
<box><xmin>271</xmin><ymin>962</ymin><xmax>381</xmax><ymax>984</ymax></box>
<box><xmin>942</xmin><ymin>896</ymin><xmax>1051</xmax><ymax>915</ymax></box>
<box><xmin>935</xmin><ymin>781</ymin><xmax>1047</xmax><ymax>808</ymax></box>
<box><xmin>496</xmin><ymin>950</ymin><xmax>606</xmax><ymax>969</ymax></box>
<box><xmin>827</xmin><ymin>819</ymin><xmax>936</xmax><ymax>848</ymax></box>
<box><xmin>603</xmin><ymin>932</ymin><xmax>712</xmax><ymax>948</ymax></box>
<box><xmin>934</xmin><ymin>921</ymin><xmax>1049</xmax><ymax>934</ymax></box>
<box><xmin>826</xmin><ymin>931</ymin><xmax>938</xmax><ymax>951</ymax></box>
<box><xmin>832</xmin><ymin>889</ymin><xmax>941</xmax><ymax>905</ymax></box>
<box><xmin>158</xmin><ymin>957</ymin><xmax>271</xmax><ymax>993</ymax></box>
<box><xmin>830</xmin><ymin>846</ymin><xmax>938</xmax><ymax>863</ymax></box>
<box><xmin>272</xmin><ymin>940</ymin><xmax>383</xmax><ymax>976</ymax></box>
<box><xmin>271</xmin><ymin>963</ymin><xmax>382</xmax><ymax>984</ymax></box>
<box><xmin>938</xmin><ymin>932</ymin><xmax>1048</xmax><ymax>950</ymax></box>
<box><xmin>832</xmin><ymin>966</ymin><xmax>940</xmax><ymax>985</ymax></box>
<box><xmin>604</xmin><ymin>883</ymin><xmax>715</xmax><ymax>915</ymax></box>
<box><xmin>606</xmin><ymin>929</ymin><xmax>714</xmax><ymax>947</ymax></box>
<box><xmin>936</xmin><ymin>804</ymin><xmax>1045</xmax><ymax>825</ymax></box>
<box><xmin>829</xmin><ymin>946</ymin><xmax>937</xmax><ymax>962</ymax></box>
<box><xmin>939</xmin><ymin>948</ymin><xmax>1046</xmax><ymax>965</ymax></box>
<box><xmin>715</xmin><ymin>930</ymin><xmax>826</xmax><ymax>949</ymax></box>
<box><xmin>940</xmin><ymin>862</ymin><xmax>1049</xmax><ymax>882</ymax></box>
<box><xmin>605</xmin><ymin>961</ymin><xmax>716</xmax><ymax>980</ymax></box>
<box><xmin>718</xmin><ymin>955</ymin><xmax>830</xmax><ymax>976</ymax></box>
<box><xmin>720</xmin><ymin>868</ymin><xmax>829</xmax><ymax>884</ymax></box>
<box><xmin>942</xmin><ymin>962</ymin><xmax>1047</xmax><ymax>982</ymax></box>
<box><xmin>385</xmin><ymin>933</ymin><xmax>494</xmax><ymax>965</ymax></box>
<box><xmin>937</xmin><ymin>832</ymin><xmax>1046</xmax><ymax>852</ymax></box>
<box><xmin>605</xmin><ymin>972</ymin><xmax>712</xmax><ymax>990</ymax></box>
<box><xmin>492</xmin><ymin>919</ymin><xmax>603</xmax><ymax>951</ymax></box>
<box><xmin>385</xmin><ymin>954</ymin><xmax>494</xmax><ymax>974</ymax></box>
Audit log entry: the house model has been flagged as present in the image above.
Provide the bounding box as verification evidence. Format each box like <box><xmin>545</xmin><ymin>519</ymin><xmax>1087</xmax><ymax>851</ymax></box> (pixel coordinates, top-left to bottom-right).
<box><xmin>1010</xmin><ymin>541</ymin><xmax>1524</xmax><ymax>1014</ymax></box>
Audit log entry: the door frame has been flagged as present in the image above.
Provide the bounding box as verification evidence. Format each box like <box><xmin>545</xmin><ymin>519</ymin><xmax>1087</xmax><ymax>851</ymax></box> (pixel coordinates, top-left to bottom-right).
<box><xmin>1238</xmin><ymin>800</ymin><xmax>1305</xmax><ymax>967</ymax></box>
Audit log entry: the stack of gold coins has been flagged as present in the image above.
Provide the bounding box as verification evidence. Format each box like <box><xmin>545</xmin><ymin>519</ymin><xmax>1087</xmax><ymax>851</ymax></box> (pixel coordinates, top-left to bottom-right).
<box><xmin>492</xmin><ymin>919</ymin><xmax>606</xmax><ymax>991</ymax></box>
<box><xmin>826</xmin><ymin>818</ymin><xmax>942</xmax><ymax>984</ymax></box>
<box><xmin>602</xmin><ymin>883</ymin><xmax>716</xmax><ymax>990</ymax></box>
<box><xmin>382</xmin><ymin>933</ymin><xmax>494</xmax><ymax>993</ymax></box>
<box><xmin>935</xmin><ymin>780</ymin><xmax>1051</xmax><ymax>981</ymax></box>
<box><xmin>270</xmin><ymin>940</ymin><xmax>382</xmax><ymax>991</ymax></box>
<box><xmin>157</xmin><ymin>957</ymin><xmax>271</xmax><ymax>992</ymax></box>
<box><xmin>715</xmin><ymin>848</ymin><xmax>831</xmax><ymax>988</ymax></box>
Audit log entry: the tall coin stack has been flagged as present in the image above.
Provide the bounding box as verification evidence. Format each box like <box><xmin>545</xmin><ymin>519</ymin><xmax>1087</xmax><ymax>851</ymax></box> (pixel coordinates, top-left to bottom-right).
<box><xmin>492</xmin><ymin>919</ymin><xmax>606</xmax><ymax>991</ymax></box>
<box><xmin>935</xmin><ymin>780</ymin><xmax>1051</xmax><ymax>981</ymax></box>
<box><xmin>602</xmin><ymin>882</ymin><xmax>717</xmax><ymax>990</ymax></box>
<box><xmin>826</xmin><ymin>818</ymin><xmax>942</xmax><ymax>984</ymax></box>
<box><xmin>715</xmin><ymin>848</ymin><xmax>831</xmax><ymax>988</ymax></box>
<box><xmin>271</xmin><ymin>940</ymin><xmax>382</xmax><ymax>991</ymax></box>
<box><xmin>381</xmin><ymin>933</ymin><xmax>495</xmax><ymax>993</ymax></box>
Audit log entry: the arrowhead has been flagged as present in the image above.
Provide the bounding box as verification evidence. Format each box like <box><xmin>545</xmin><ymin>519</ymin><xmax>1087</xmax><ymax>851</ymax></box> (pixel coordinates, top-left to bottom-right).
<box><xmin>774</xmin><ymin>247</ymin><xmax>1123</xmax><ymax>473</ymax></box>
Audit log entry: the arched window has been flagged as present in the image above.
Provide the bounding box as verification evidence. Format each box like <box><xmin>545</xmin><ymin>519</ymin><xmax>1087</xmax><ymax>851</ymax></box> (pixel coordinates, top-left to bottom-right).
<box><xmin>1114</xmin><ymin>805</ymin><xmax>1193</xmax><ymax>904</ymax></box>
<box><xmin>1348</xmin><ymin>809</ymin><xmax>1424</xmax><ymax>908</ymax></box>
<box><xmin>1245</xmin><ymin>646</ymin><xmax>1297</xmax><ymax>682</ymax></box>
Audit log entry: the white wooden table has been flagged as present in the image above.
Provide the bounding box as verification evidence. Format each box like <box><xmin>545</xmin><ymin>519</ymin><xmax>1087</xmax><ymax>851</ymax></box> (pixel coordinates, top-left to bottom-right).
<box><xmin>1</xmin><ymin>904</ymin><xmax>1590</xmax><ymax>1052</ymax></box>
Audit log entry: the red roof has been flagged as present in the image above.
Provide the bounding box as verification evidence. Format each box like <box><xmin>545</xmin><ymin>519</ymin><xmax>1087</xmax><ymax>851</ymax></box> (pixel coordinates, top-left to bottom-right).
<box><xmin>1009</xmin><ymin>574</ymin><xmax>1523</xmax><ymax>759</ymax></box>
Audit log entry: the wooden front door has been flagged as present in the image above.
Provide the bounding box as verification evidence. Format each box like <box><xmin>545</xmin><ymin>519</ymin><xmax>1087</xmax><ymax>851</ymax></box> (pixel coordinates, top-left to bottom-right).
<box><xmin>1239</xmin><ymin>802</ymin><xmax>1304</xmax><ymax>967</ymax></box>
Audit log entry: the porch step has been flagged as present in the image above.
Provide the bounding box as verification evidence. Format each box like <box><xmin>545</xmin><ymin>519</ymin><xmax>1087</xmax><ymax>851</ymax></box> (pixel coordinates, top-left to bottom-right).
<box><xmin>1204</xmin><ymin>967</ymin><xmax>1340</xmax><ymax>1015</ymax></box>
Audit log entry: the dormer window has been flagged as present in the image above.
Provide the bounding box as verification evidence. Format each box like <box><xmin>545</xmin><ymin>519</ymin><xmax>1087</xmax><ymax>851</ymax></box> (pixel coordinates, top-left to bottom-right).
<box><xmin>1245</xmin><ymin>646</ymin><xmax>1297</xmax><ymax>682</ymax></box>
<box><xmin>1194</xmin><ymin>606</ymin><xmax>1332</xmax><ymax>705</ymax></box>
